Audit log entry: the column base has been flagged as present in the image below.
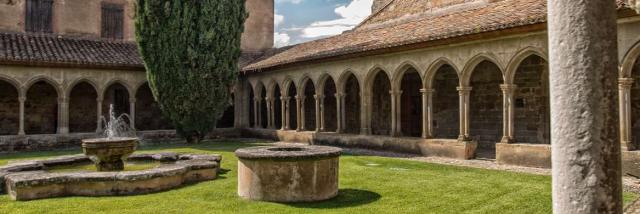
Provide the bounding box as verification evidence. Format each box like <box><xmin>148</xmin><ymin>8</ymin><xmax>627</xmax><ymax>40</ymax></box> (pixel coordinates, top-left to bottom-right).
<box><xmin>457</xmin><ymin>135</ymin><xmax>471</xmax><ymax>141</ymax></box>
<box><xmin>500</xmin><ymin>136</ymin><xmax>514</xmax><ymax>144</ymax></box>
<box><xmin>622</xmin><ymin>141</ymin><xmax>636</xmax><ymax>151</ymax></box>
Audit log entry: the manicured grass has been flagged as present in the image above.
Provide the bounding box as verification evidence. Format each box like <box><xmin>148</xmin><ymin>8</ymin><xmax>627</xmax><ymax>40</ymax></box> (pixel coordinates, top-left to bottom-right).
<box><xmin>0</xmin><ymin>140</ymin><xmax>635</xmax><ymax>213</ymax></box>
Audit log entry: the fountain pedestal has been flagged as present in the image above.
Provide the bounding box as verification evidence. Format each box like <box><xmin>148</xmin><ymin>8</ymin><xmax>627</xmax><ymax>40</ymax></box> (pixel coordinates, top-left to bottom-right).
<box><xmin>82</xmin><ymin>138</ymin><xmax>138</xmax><ymax>171</ymax></box>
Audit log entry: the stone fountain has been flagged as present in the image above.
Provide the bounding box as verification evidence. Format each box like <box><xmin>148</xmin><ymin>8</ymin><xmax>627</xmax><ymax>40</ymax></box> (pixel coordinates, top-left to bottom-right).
<box><xmin>82</xmin><ymin>105</ymin><xmax>138</xmax><ymax>171</ymax></box>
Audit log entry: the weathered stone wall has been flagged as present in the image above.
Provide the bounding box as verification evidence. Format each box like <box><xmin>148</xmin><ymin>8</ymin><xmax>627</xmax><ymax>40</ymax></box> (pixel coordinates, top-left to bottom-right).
<box><xmin>400</xmin><ymin>70</ymin><xmax>422</xmax><ymax>137</ymax></box>
<box><xmin>469</xmin><ymin>61</ymin><xmax>502</xmax><ymax>148</ymax></box>
<box><xmin>68</xmin><ymin>82</ymin><xmax>97</xmax><ymax>133</ymax></box>
<box><xmin>344</xmin><ymin>75</ymin><xmax>360</xmax><ymax>134</ymax></box>
<box><xmin>513</xmin><ymin>55</ymin><xmax>549</xmax><ymax>144</ymax></box>
<box><xmin>0</xmin><ymin>81</ymin><xmax>19</xmax><ymax>135</ymax></box>
<box><xmin>432</xmin><ymin>65</ymin><xmax>459</xmax><ymax>139</ymax></box>
<box><xmin>371</xmin><ymin>72</ymin><xmax>391</xmax><ymax>135</ymax></box>
<box><xmin>25</xmin><ymin>81</ymin><xmax>58</xmax><ymax>134</ymax></box>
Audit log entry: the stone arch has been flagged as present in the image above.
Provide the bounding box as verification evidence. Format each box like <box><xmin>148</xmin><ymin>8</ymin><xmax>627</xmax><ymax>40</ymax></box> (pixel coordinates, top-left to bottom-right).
<box><xmin>135</xmin><ymin>82</ymin><xmax>174</xmax><ymax>131</ymax></box>
<box><xmin>282</xmin><ymin>77</ymin><xmax>295</xmax><ymax>96</ymax></box>
<box><xmin>25</xmin><ymin>79</ymin><xmax>59</xmax><ymax>134</ymax></box>
<box><xmin>337</xmin><ymin>69</ymin><xmax>361</xmax><ymax>94</ymax></box>
<box><xmin>286</xmin><ymin>79</ymin><xmax>298</xmax><ymax>130</ymax></box>
<box><xmin>342</xmin><ymin>72</ymin><xmax>361</xmax><ymax>134</ymax></box>
<box><xmin>266</xmin><ymin>79</ymin><xmax>279</xmax><ymax>98</ymax></box>
<box><xmin>298</xmin><ymin>75</ymin><xmax>314</xmax><ymax>95</ymax></box>
<box><xmin>468</xmin><ymin>59</ymin><xmax>504</xmax><ymax>157</ymax></box>
<box><xmin>269</xmin><ymin>79</ymin><xmax>283</xmax><ymax>129</ymax></box>
<box><xmin>102</xmin><ymin>80</ymin><xmax>132</xmax><ymax>121</ymax></box>
<box><xmin>431</xmin><ymin>63</ymin><xmax>460</xmax><ymax>139</ymax></box>
<box><xmin>318</xmin><ymin>73</ymin><xmax>338</xmax><ymax>132</ymax></box>
<box><xmin>461</xmin><ymin>53</ymin><xmax>505</xmax><ymax>87</ymax></box>
<box><xmin>255</xmin><ymin>82</ymin><xmax>267</xmax><ymax>128</ymax></box>
<box><xmin>101</xmin><ymin>79</ymin><xmax>134</xmax><ymax>99</ymax></box>
<box><xmin>0</xmin><ymin>74</ymin><xmax>22</xmax><ymax>95</ymax></box>
<box><xmin>24</xmin><ymin>76</ymin><xmax>62</xmax><ymax>98</ymax></box>
<box><xmin>425</xmin><ymin>57</ymin><xmax>461</xmax><ymax>89</ymax></box>
<box><xmin>132</xmin><ymin>81</ymin><xmax>151</xmax><ymax>99</ymax></box>
<box><xmin>512</xmin><ymin>54</ymin><xmax>550</xmax><ymax>144</ymax></box>
<box><xmin>622</xmin><ymin>40</ymin><xmax>640</xmax><ymax>78</ymax></box>
<box><xmin>505</xmin><ymin>47</ymin><xmax>548</xmax><ymax>84</ymax></box>
<box><xmin>0</xmin><ymin>76</ymin><xmax>20</xmax><ymax>135</ymax></box>
<box><xmin>367</xmin><ymin>68</ymin><xmax>392</xmax><ymax>136</ymax></box>
<box><xmin>66</xmin><ymin>78</ymin><xmax>99</xmax><ymax>98</ymax></box>
<box><xmin>68</xmin><ymin>80</ymin><xmax>98</xmax><ymax>133</ymax></box>
<box><xmin>397</xmin><ymin>64</ymin><xmax>423</xmax><ymax>137</ymax></box>
<box><xmin>301</xmin><ymin>77</ymin><xmax>317</xmax><ymax>131</ymax></box>
<box><xmin>392</xmin><ymin>61</ymin><xmax>423</xmax><ymax>90</ymax></box>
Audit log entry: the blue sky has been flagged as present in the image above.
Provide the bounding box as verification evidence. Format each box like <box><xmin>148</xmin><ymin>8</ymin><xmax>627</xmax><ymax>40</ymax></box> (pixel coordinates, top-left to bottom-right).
<box><xmin>274</xmin><ymin>0</ymin><xmax>373</xmax><ymax>47</ymax></box>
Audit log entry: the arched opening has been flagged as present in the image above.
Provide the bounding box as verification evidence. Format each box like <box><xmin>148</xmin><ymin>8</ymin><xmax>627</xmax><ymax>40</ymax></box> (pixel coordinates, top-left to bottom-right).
<box><xmin>399</xmin><ymin>68</ymin><xmax>422</xmax><ymax>137</ymax></box>
<box><xmin>631</xmin><ymin>56</ymin><xmax>640</xmax><ymax>148</ymax></box>
<box><xmin>371</xmin><ymin>71</ymin><xmax>391</xmax><ymax>136</ymax></box>
<box><xmin>432</xmin><ymin>64</ymin><xmax>459</xmax><ymax>138</ymax></box>
<box><xmin>25</xmin><ymin>81</ymin><xmax>58</xmax><ymax>134</ymax></box>
<box><xmin>249</xmin><ymin>85</ymin><xmax>255</xmax><ymax>127</ymax></box>
<box><xmin>69</xmin><ymin>82</ymin><xmax>97</xmax><ymax>133</ymax></box>
<box><xmin>469</xmin><ymin>61</ymin><xmax>503</xmax><ymax>157</ymax></box>
<box><xmin>217</xmin><ymin>94</ymin><xmax>235</xmax><ymax>128</ymax></box>
<box><xmin>135</xmin><ymin>83</ymin><xmax>173</xmax><ymax>130</ymax></box>
<box><xmin>273</xmin><ymin>85</ymin><xmax>282</xmax><ymax>129</ymax></box>
<box><xmin>323</xmin><ymin>77</ymin><xmax>337</xmax><ymax>132</ymax></box>
<box><xmin>287</xmin><ymin>82</ymin><xmax>298</xmax><ymax>130</ymax></box>
<box><xmin>102</xmin><ymin>83</ymin><xmax>130</xmax><ymax>122</ymax></box>
<box><xmin>344</xmin><ymin>74</ymin><xmax>360</xmax><ymax>134</ymax></box>
<box><xmin>303</xmin><ymin>80</ymin><xmax>316</xmax><ymax>131</ymax></box>
<box><xmin>0</xmin><ymin>80</ymin><xmax>19</xmax><ymax>135</ymax></box>
<box><xmin>513</xmin><ymin>55</ymin><xmax>550</xmax><ymax>144</ymax></box>
<box><xmin>260</xmin><ymin>86</ymin><xmax>267</xmax><ymax>128</ymax></box>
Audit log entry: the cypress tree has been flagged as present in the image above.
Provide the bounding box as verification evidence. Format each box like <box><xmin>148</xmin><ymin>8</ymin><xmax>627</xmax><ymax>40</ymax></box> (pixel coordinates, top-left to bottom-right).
<box><xmin>135</xmin><ymin>0</ymin><xmax>247</xmax><ymax>143</ymax></box>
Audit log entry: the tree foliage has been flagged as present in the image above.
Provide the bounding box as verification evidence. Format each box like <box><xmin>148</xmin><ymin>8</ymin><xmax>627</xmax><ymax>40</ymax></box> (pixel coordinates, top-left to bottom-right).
<box><xmin>135</xmin><ymin>0</ymin><xmax>246</xmax><ymax>143</ymax></box>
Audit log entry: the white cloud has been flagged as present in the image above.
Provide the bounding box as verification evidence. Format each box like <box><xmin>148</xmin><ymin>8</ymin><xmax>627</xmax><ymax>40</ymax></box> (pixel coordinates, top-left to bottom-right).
<box><xmin>274</xmin><ymin>32</ymin><xmax>291</xmax><ymax>47</ymax></box>
<box><xmin>275</xmin><ymin>13</ymin><xmax>284</xmax><ymax>27</ymax></box>
<box><xmin>276</xmin><ymin>0</ymin><xmax>303</xmax><ymax>4</ymax></box>
<box><xmin>300</xmin><ymin>0</ymin><xmax>372</xmax><ymax>38</ymax></box>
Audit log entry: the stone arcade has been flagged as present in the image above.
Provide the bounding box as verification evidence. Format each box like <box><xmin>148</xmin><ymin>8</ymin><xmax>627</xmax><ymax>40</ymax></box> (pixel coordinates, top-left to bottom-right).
<box><xmin>1</xmin><ymin>0</ymin><xmax>640</xmax><ymax>185</ymax></box>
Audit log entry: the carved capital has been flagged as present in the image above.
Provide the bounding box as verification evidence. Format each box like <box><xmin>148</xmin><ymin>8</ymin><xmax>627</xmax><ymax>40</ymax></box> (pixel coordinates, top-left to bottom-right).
<box><xmin>389</xmin><ymin>90</ymin><xmax>403</xmax><ymax>96</ymax></box>
<box><xmin>456</xmin><ymin>86</ymin><xmax>472</xmax><ymax>95</ymax></box>
<box><xmin>419</xmin><ymin>88</ymin><xmax>435</xmax><ymax>94</ymax></box>
<box><xmin>334</xmin><ymin>93</ymin><xmax>345</xmax><ymax>98</ymax></box>
<box><xmin>314</xmin><ymin>95</ymin><xmax>325</xmax><ymax>100</ymax></box>
<box><xmin>19</xmin><ymin>96</ymin><xmax>26</xmax><ymax>102</ymax></box>
<box><xmin>629</xmin><ymin>0</ymin><xmax>640</xmax><ymax>14</ymax></box>
<box><xmin>619</xmin><ymin>78</ymin><xmax>634</xmax><ymax>89</ymax></box>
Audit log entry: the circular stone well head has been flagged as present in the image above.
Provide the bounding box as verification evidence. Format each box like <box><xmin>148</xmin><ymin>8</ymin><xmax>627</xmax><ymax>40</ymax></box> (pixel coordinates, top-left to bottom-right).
<box><xmin>235</xmin><ymin>145</ymin><xmax>342</xmax><ymax>202</ymax></box>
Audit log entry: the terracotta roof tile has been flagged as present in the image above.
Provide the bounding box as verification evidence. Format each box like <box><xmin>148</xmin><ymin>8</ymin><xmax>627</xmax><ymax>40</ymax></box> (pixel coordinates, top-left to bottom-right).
<box><xmin>243</xmin><ymin>0</ymin><xmax>632</xmax><ymax>72</ymax></box>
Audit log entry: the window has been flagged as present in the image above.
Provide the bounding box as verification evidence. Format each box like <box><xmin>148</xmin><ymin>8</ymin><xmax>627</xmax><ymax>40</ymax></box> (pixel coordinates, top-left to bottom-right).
<box><xmin>25</xmin><ymin>0</ymin><xmax>54</xmax><ymax>33</ymax></box>
<box><xmin>101</xmin><ymin>3</ymin><xmax>124</xmax><ymax>39</ymax></box>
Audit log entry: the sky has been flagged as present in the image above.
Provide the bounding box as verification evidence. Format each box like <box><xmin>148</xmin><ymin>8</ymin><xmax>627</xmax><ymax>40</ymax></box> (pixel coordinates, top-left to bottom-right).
<box><xmin>274</xmin><ymin>0</ymin><xmax>374</xmax><ymax>47</ymax></box>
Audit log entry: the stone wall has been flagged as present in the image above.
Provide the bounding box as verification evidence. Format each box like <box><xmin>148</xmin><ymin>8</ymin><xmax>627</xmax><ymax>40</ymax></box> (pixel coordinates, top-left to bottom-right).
<box><xmin>513</xmin><ymin>55</ymin><xmax>549</xmax><ymax>144</ymax></box>
<box><xmin>69</xmin><ymin>82</ymin><xmax>97</xmax><ymax>133</ymax></box>
<box><xmin>469</xmin><ymin>61</ymin><xmax>503</xmax><ymax>148</ymax></box>
<box><xmin>432</xmin><ymin>65</ymin><xmax>459</xmax><ymax>139</ymax></box>
<box><xmin>371</xmin><ymin>72</ymin><xmax>391</xmax><ymax>135</ymax></box>
<box><xmin>25</xmin><ymin>81</ymin><xmax>58</xmax><ymax>134</ymax></box>
<box><xmin>0</xmin><ymin>80</ymin><xmax>19</xmax><ymax>135</ymax></box>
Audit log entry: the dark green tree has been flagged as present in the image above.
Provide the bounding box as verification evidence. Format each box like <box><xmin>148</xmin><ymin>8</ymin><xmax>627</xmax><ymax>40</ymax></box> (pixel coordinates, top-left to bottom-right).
<box><xmin>135</xmin><ymin>0</ymin><xmax>246</xmax><ymax>143</ymax></box>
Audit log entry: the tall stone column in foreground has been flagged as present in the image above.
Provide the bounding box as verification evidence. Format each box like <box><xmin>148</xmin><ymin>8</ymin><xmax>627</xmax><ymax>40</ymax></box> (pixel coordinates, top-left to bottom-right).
<box><xmin>548</xmin><ymin>0</ymin><xmax>622</xmax><ymax>213</ymax></box>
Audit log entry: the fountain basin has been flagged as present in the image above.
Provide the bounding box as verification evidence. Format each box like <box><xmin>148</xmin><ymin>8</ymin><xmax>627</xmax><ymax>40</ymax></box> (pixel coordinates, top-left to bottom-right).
<box><xmin>82</xmin><ymin>137</ymin><xmax>138</xmax><ymax>171</ymax></box>
<box><xmin>235</xmin><ymin>145</ymin><xmax>342</xmax><ymax>202</ymax></box>
<box><xmin>0</xmin><ymin>152</ymin><xmax>221</xmax><ymax>201</ymax></box>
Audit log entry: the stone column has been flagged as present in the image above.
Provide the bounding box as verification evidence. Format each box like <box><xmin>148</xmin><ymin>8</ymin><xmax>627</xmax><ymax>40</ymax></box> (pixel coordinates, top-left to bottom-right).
<box><xmin>335</xmin><ymin>93</ymin><xmax>344</xmax><ymax>133</ymax></box>
<box><xmin>420</xmin><ymin>89</ymin><xmax>434</xmax><ymax>138</ymax></box>
<box><xmin>281</xmin><ymin>96</ymin><xmax>288</xmax><ymax>130</ymax></box>
<box><xmin>315</xmin><ymin>94</ymin><xmax>325</xmax><ymax>132</ymax></box>
<box><xmin>456</xmin><ymin>87</ymin><xmax>471</xmax><ymax>140</ymax></box>
<box><xmin>57</xmin><ymin>96</ymin><xmax>69</xmax><ymax>134</ymax></box>
<box><xmin>265</xmin><ymin>97</ymin><xmax>273</xmax><ymax>129</ymax></box>
<box><xmin>284</xmin><ymin>96</ymin><xmax>291</xmax><ymax>130</ymax></box>
<box><xmin>500</xmin><ymin>84</ymin><xmax>517</xmax><ymax>144</ymax></box>
<box><xmin>253</xmin><ymin>97</ymin><xmax>260</xmax><ymax>128</ymax></box>
<box><xmin>18</xmin><ymin>95</ymin><xmax>25</xmax><ymax>136</ymax></box>
<box><xmin>619</xmin><ymin>78</ymin><xmax>634</xmax><ymax>151</ymax></box>
<box><xmin>390</xmin><ymin>90</ymin><xmax>402</xmax><ymax>137</ymax></box>
<box><xmin>295</xmin><ymin>95</ymin><xmax>303</xmax><ymax>131</ymax></box>
<box><xmin>361</xmin><ymin>92</ymin><xmax>371</xmax><ymax>135</ymax></box>
<box><xmin>96</xmin><ymin>97</ymin><xmax>103</xmax><ymax>133</ymax></box>
<box><xmin>548</xmin><ymin>1</ymin><xmax>622</xmax><ymax>212</ymax></box>
<box><xmin>129</xmin><ymin>98</ymin><xmax>136</xmax><ymax>130</ymax></box>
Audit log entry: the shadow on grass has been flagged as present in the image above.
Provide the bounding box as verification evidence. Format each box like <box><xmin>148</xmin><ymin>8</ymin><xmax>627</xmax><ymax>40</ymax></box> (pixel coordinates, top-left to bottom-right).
<box><xmin>285</xmin><ymin>188</ymin><xmax>381</xmax><ymax>209</ymax></box>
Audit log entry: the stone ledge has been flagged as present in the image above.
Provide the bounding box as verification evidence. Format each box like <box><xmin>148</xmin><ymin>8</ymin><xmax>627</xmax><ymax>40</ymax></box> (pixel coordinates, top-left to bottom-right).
<box><xmin>496</xmin><ymin>143</ymin><xmax>551</xmax><ymax>168</ymax></box>
<box><xmin>419</xmin><ymin>139</ymin><xmax>477</xmax><ymax>160</ymax></box>
<box><xmin>235</xmin><ymin>145</ymin><xmax>342</xmax><ymax>161</ymax></box>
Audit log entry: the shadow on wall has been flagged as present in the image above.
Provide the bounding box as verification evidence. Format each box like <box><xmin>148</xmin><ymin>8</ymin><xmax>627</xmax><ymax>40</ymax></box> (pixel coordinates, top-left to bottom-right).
<box><xmin>285</xmin><ymin>188</ymin><xmax>381</xmax><ymax>209</ymax></box>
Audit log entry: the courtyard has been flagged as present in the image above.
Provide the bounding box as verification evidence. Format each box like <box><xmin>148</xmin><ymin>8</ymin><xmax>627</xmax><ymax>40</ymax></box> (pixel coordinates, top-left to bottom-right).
<box><xmin>0</xmin><ymin>140</ymin><xmax>636</xmax><ymax>213</ymax></box>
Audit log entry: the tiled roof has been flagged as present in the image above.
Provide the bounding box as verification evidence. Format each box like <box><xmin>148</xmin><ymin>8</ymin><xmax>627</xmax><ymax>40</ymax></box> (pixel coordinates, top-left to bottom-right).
<box><xmin>0</xmin><ymin>32</ymin><xmax>144</xmax><ymax>70</ymax></box>
<box><xmin>243</xmin><ymin>0</ymin><xmax>633</xmax><ymax>72</ymax></box>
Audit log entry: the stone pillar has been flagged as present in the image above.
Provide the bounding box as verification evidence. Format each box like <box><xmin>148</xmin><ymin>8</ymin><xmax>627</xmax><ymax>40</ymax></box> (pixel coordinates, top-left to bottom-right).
<box><xmin>619</xmin><ymin>78</ymin><xmax>634</xmax><ymax>151</ymax></box>
<box><xmin>500</xmin><ymin>84</ymin><xmax>517</xmax><ymax>144</ymax></box>
<box><xmin>548</xmin><ymin>1</ymin><xmax>622</xmax><ymax>212</ymax></box>
<box><xmin>57</xmin><ymin>96</ymin><xmax>69</xmax><ymax>134</ymax></box>
<box><xmin>390</xmin><ymin>90</ymin><xmax>402</xmax><ymax>137</ymax></box>
<box><xmin>96</xmin><ymin>97</ymin><xmax>103</xmax><ymax>133</ymax></box>
<box><xmin>129</xmin><ymin>98</ymin><xmax>136</xmax><ymax>130</ymax></box>
<box><xmin>18</xmin><ymin>96</ymin><xmax>25</xmax><ymax>136</ymax></box>
<box><xmin>253</xmin><ymin>97</ymin><xmax>260</xmax><ymax>128</ymax></box>
<box><xmin>284</xmin><ymin>96</ymin><xmax>291</xmax><ymax>130</ymax></box>
<box><xmin>295</xmin><ymin>95</ymin><xmax>303</xmax><ymax>131</ymax></box>
<box><xmin>315</xmin><ymin>94</ymin><xmax>324</xmax><ymax>132</ymax></box>
<box><xmin>361</xmin><ymin>92</ymin><xmax>371</xmax><ymax>135</ymax></box>
<box><xmin>456</xmin><ymin>87</ymin><xmax>472</xmax><ymax>140</ymax></box>
<box><xmin>265</xmin><ymin>97</ymin><xmax>273</xmax><ymax>129</ymax></box>
<box><xmin>335</xmin><ymin>93</ymin><xmax>345</xmax><ymax>133</ymax></box>
<box><xmin>421</xmin><ymin>89</ymin><xmax>434</xmax><ymax>138</ymax></box>
<box><xmin>281</xmin><ymin>96</ymin><xmax>288</xmax><ymax>130</ymax></box>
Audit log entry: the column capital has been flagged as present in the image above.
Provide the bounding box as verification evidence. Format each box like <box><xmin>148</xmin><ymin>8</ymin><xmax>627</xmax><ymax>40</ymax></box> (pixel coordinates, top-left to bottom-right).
<box><xmin>281</xmin><ymin>96</ymin><xmax>291</xmax><ymax>101</ymax></box>
<box><xmin>58</xmin><ymin>97</ymin><xmax>69</xmax><ymax>103</ymax></box>
<box><xmin>420</xmin><ymin>88</ymin><xmax>435</xmax><ymax>94</ymax></box>
<box><xmin>335</xmin><ymin>93</ymin><xmax>345</xmax><ymax>98</ymax></box>
<box><xmin>129</xmin><ymin>98</ymin><xmax>137</xmax><ymax>103</ymax></box>
<box><xmin>295</xmin><ymin>95</ymin><xmax>306</xmax><ymax>100</ymax></box>
<box><xmin>19</xmin><ymin>96</ymin><xmax>26</xmax><ymax>102</ymax></box>
<box><xmin>96</xmin><ymin>98</ymin><xmax>103</xmax><ymax>102</ymax></box>
<box><xmin>389</xmin><ymin>90</ymin><xmax>403</xmax><ymax>95</ymax></box>
<box><xmin>264</xmin><ymin>97</ymin><xmax>273</xmax><ymax>102</ymax></box>
<box><xmin>499</xmin><ymin>84</ymin><xmax>518</xmax><ymax>92</ymax></box>
<box><xmin>619</xmin><ymin>78</ymin><xmax>634</xmax><ymax>88</ymax></box>
<box><xmin>314</xmin><ymin>94</ymin><xmax>325</xmax><ymax>99</ymax></box>
<box><xmin>456</xmin><ymin>86</ymin><xmax>472</xmax><ymax>95</ymax></box>
<box><xmin>254</xmin><ymin>96</ymin><xmax>262</xmax><ymax>101</ymax></box>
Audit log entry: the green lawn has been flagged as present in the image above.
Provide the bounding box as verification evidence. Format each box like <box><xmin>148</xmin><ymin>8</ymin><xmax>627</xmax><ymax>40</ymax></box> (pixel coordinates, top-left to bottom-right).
<box><xmin>0</xmin><ymin>140</ymin><xmax>635</xmax><ymax>214</ymax></box>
